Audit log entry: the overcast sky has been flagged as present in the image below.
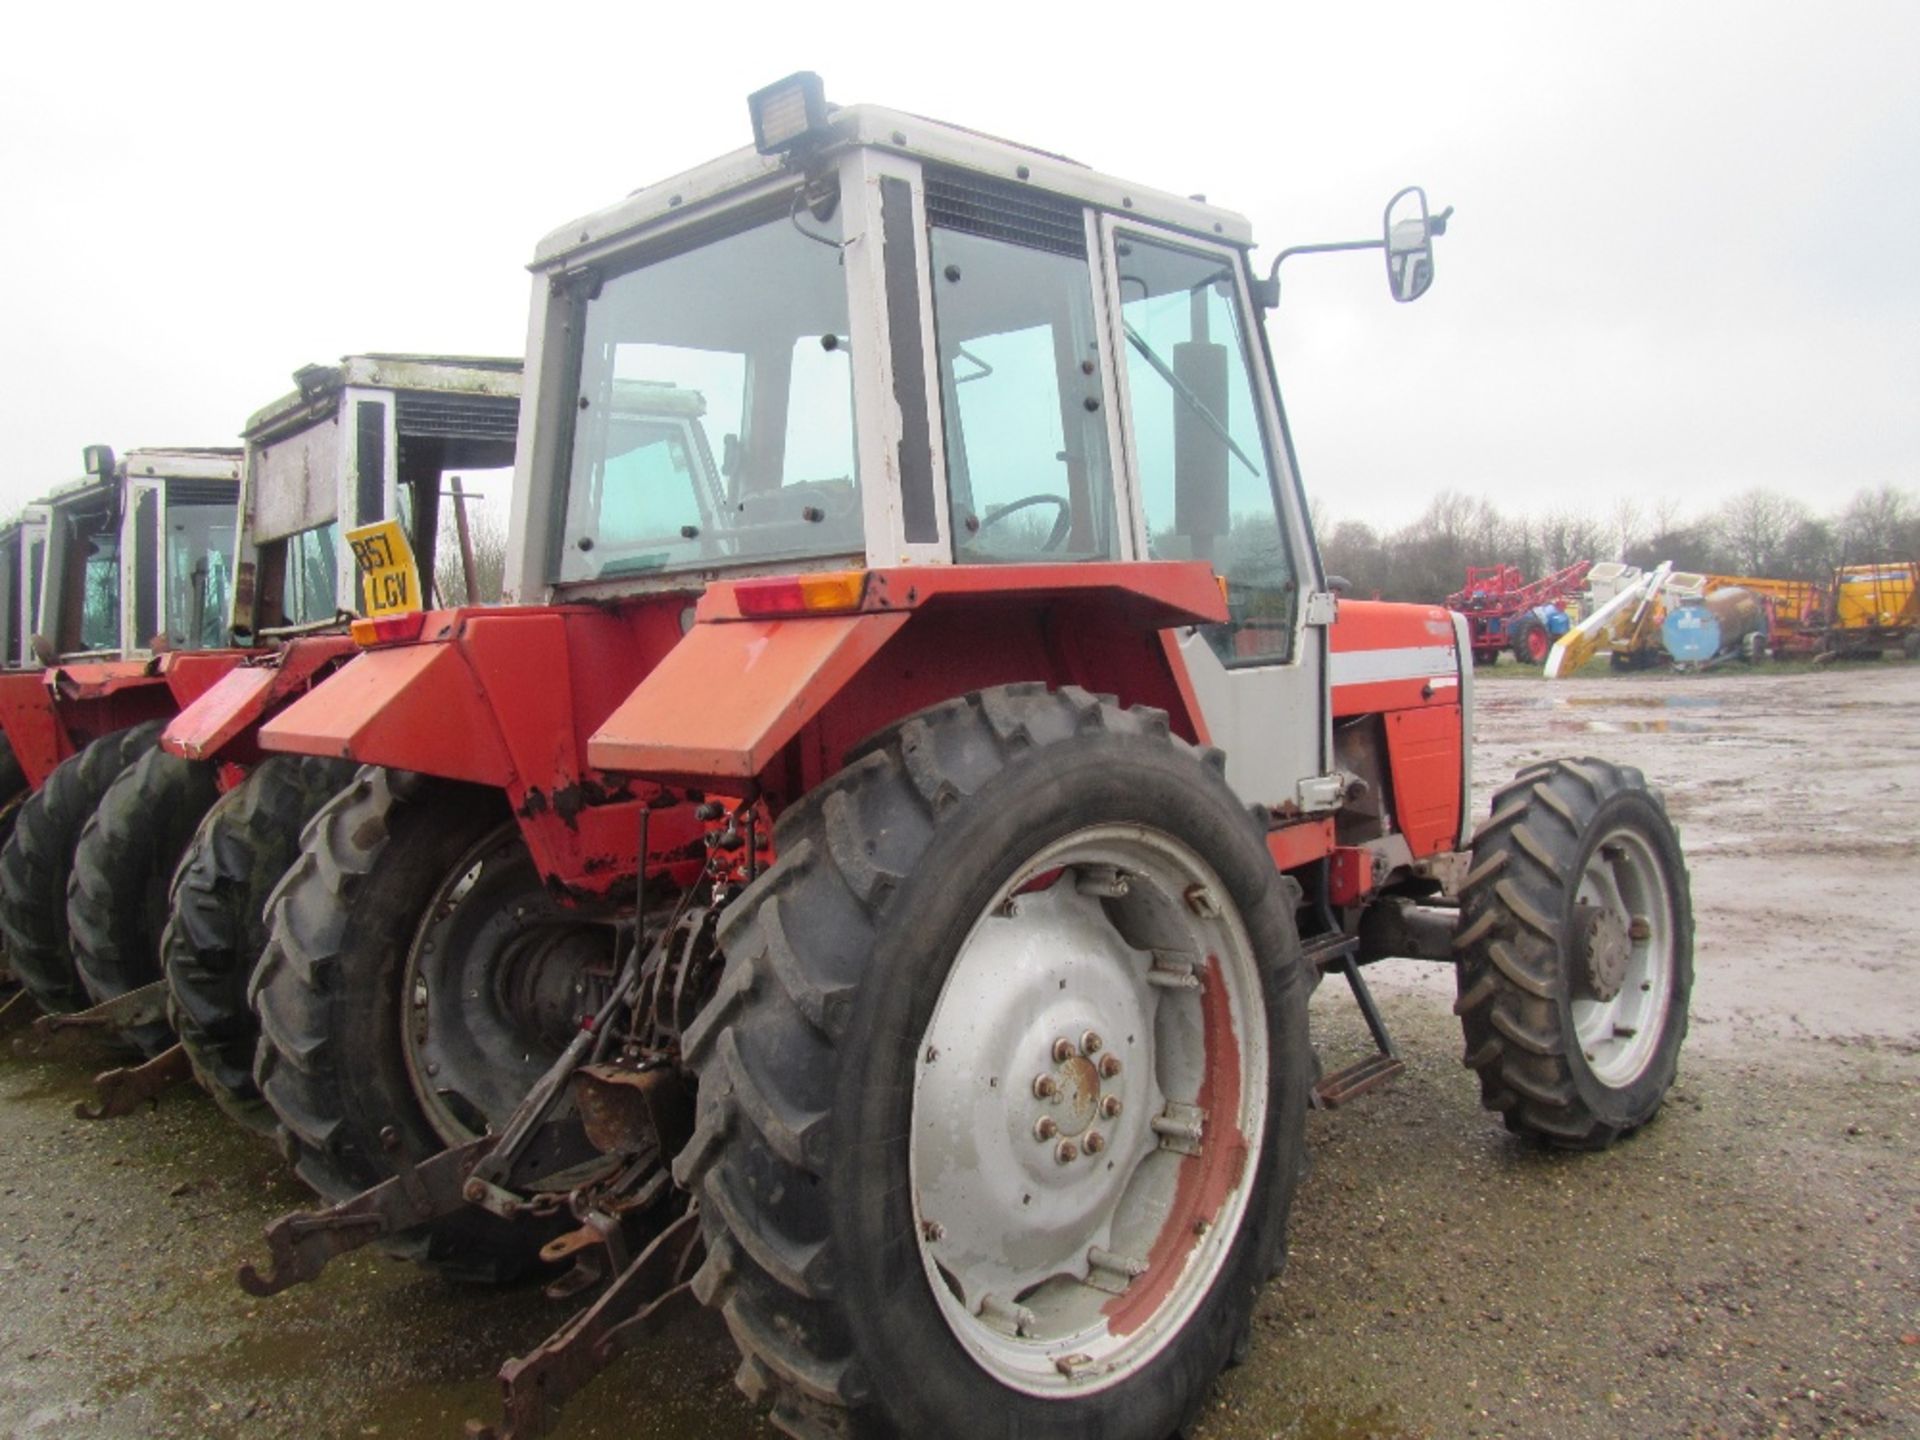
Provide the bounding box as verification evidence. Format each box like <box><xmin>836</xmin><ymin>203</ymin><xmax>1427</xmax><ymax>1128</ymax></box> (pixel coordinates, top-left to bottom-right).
<box><xmin>3</xmin><ymin>3</ymin><xmax>1915</xmax><ymax>534</ymax></box>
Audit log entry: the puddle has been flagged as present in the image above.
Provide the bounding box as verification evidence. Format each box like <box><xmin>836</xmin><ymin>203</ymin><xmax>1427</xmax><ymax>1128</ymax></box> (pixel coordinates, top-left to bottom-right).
<box><xmin>1543</xmin><ymin>717</ymin><xmax>1710</xmax><ymax>734</ymax></box>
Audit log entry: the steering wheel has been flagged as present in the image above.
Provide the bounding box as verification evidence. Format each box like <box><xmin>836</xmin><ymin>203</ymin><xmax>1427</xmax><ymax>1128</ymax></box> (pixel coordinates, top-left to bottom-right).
<box><xmin>974</xmin><ymin>493</ymin><xmax>1073</xmax><ymax>551</ymax></box>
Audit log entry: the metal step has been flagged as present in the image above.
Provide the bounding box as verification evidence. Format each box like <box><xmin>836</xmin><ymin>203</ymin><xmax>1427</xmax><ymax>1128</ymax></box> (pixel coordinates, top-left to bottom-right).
<box><xmin>1312</xmin><ymin>1052</ymin><xmax>1406</xmax><ymax>1108</ymax></box>
<box><xmin>1300</xmin><ymin>931</ymin><xmax>1360</xmax><ymax>971</ymax></box>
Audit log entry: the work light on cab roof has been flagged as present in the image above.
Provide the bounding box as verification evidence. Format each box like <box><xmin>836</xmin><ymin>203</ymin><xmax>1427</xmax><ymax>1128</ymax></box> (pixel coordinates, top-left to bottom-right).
<box><xmin>748</xmin><ymin>71</ymin><xmax>830</xmax><ymax>155</ymax></box>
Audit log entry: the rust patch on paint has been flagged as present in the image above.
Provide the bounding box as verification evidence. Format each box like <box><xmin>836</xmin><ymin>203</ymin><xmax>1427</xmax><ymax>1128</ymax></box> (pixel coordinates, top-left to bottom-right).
<box><xmin>1102</xmin><ymin>952</ymin><xmax>1249</xmax><ymax>1338</ymax></box>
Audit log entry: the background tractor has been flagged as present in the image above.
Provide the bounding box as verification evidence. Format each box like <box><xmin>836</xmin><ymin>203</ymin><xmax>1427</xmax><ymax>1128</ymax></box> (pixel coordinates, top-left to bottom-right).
<box><xmin>0</xmin><ymin>446</ymin><xmax>243</xmax><ymax>1030</ymax></box>
<box><xmin>0</xmin><ymin>358</ymin><xmax>519</xmax><ymax>1105</ymax></box>
<box><xmin>1447</xmin><ymin>559</ymin><xmax>1591</xmax><ymax>665</ymax></box>
<box><xmin>229</xmin><ymin>77</ymin><xmax>1693</xmax><ymax>1440</ymax></box>
<box><xmin>158</xmin><ymin>354</ymin><xmax>533</xmax><ymax>1130</ymax></box>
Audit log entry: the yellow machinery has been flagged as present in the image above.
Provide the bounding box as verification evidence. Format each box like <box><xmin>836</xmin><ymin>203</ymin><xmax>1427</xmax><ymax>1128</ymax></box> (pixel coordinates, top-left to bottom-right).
<box><xmin>1545</xmin><ymin>562</ymin><xmax>1672</xmax><ymax>677</ymax></box>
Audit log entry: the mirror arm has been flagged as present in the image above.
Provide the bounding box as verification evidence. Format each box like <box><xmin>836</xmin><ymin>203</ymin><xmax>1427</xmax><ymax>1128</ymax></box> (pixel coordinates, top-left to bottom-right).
<box><xmin>1254</xmin><ymin>237</ymin><xmax>1386</xmax><ymax>309</ymax></box>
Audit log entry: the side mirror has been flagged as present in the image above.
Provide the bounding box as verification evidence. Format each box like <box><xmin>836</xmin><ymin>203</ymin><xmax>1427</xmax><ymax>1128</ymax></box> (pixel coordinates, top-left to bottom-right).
<box><xmin>1258</xmin><ymin>187</ymin><xmax>1453</xmax><ymax>309</ymax></box>
<box><xmin>82</xmin><ymin>444</ymin><xmax>116</xmax><ymax>478</ymax></box>
<box><xmin>1384</xmin><ymin>187</ymin><xmax>1441</xmax><ymax>303</ymax></box>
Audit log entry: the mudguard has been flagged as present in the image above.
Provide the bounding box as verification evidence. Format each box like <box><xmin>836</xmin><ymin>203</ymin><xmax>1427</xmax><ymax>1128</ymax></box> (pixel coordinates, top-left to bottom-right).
<box><xmin>162</xmin><ymin>637</ymin><xmax>358</xmax><ymax>762</ymax></box>
<box><xmin>586</xmin><ymin>613</ymin><xmax>909</xmax><ymax>782</ymax></box>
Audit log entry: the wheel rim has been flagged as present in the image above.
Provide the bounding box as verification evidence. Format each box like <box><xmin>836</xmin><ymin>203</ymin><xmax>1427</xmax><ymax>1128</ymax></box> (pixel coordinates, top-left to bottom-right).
<box><xmin>401</xmin><ymin>821</ymin><xmax>613</xmax><ymax>1145</ymax></box>
<box><xmin>1527</xmin><ymin>628</ymin><xmax>1549</xmax><ymax>662</ymax></box>
<box><xmin>909</xmin><ymin>825</ymin><xmax>1268</xmax><ymax>1397</ymax></box>
<box><xmin>1568</xmin><ymin>825</ymin><xmax>1675</xmax><ymax>1087</ymax></box>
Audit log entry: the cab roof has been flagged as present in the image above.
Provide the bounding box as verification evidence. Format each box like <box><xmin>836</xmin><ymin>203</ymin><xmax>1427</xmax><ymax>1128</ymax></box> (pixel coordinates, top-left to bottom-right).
<box><xmin>534</xmin><ymin>102</ymin><xmax>1253</xmax><ymax>274</ymax></box>
<box><xmin>43</xmin><ymin>447</ymin><xmax>242</xmax><ymax>507</ymax></box>
<box><xmin>243</xmin><ymin>353</ymin><xmax>523</xmax><ymax>444</ymax></box>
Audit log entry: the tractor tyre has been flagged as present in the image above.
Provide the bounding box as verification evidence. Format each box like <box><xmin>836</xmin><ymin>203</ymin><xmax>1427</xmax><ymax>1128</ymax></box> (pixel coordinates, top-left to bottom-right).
<box><xmin>0</xmin><ymin>736</ymin><xmax>28</xmax><ymax>984</ymax></box>
<box><xmin>0</xmin><ymin>722</ymin><xmax>165</xmax><ymax>1017</ymax></box>
<box><xmin>163</xmin><ymin>755</ymin><xmax>355</xmax><ymax>1133</ymax></box>
<box><xmin>252</xmin><ymin>765</ymin><xmax>581</xmax><ymax>1281</ymax></box>
<box><xmin>0</xmin><ymin>733</ymin><xmax>28</xmax><ymax>855</ymax></box>
<box><xmin>1454</xmin><ymin>757</ymin><xmax>1693</xmax><ymax>1149</ymax></box>
<box><xmin>675</xmin><ymin>684</ymin><xmax>1311</xmax><ymax>1440</ymax></box>
<box><xmin>67</xmin><ymin>745</ymin><xmax>223</xmax><ymax>1056</ymax></box>
<box><xmin>1509</xmin><ymin>615</ymin><xmax>1549</xmax><ymax>666</ymax></box>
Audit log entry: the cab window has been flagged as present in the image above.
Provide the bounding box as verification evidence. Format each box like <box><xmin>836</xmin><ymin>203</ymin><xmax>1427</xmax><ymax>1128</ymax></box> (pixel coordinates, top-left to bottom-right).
<box><xmin>928</xmin><ymin>179</ymin><xmax>1114</xmax><ymax>564</ymax></box>
<box><xmin>279</xmin><ymin>521</ymin><xmax>340</xmax><ymax>626</ymax></box>
<box><xmin>1115</xmin><ymin>233</ymin><xmax>1297</xmax><ymax>664</ymax></box>
<box><xmin>561</xmin><ymin>208</ymin><xmax>859</xmax><ymax>581</ymax></box>
<box><xmin>165</xmin><ymin>498</ymin><xmax>236</xmax><ymax>649</ymax></box>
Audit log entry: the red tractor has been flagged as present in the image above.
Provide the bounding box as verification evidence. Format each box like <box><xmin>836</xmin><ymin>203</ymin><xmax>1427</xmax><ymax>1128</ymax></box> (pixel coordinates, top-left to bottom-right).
<box><xmin>0</xmin><ymin>447</ymin><xmax>244</xmax><ymax>1030</ymax></box>
<box><xmin>1448</xmin><ymin>559</ymin><xmax>1592</xmax><ymax>665</ymax></box>
<box><xmin>0</xmin><ymin>359</ymin><xmax>519</xmax><ymax>1107</ymax></box>
<box><xmin>233</xmin><ymin>76</ymin><xmax>1693</xmax><ymax>1440</ymax></box>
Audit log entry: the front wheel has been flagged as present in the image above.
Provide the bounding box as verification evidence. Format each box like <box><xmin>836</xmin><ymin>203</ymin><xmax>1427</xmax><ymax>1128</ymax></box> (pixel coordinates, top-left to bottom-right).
<box><xmin>1454</xmin><ymin>757</ymin><xmax>1694</xmax><ymax>1147</ymax></box>
<box><xmin>676</xmin><ymin>685</ymin><xmax>1310</xmax><ymax>1440</ymax></box>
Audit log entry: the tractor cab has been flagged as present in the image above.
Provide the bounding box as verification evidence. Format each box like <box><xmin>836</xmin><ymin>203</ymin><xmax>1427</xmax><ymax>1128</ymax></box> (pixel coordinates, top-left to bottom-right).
<box><xmin>0</xmin><ymin>508</ymin><xmax>51</xmax><ymax>669</ymax></box>
<box><xmin>502</xmin><ymin>75</ymin><xmax>1451</xmax><ymax>814</ymax></box>
<box><xmin>33</xmin><ymin>447</ymin><xmax>241</xmax><ymax>663</ymax></box>
<box><xmin>511</xmin><ymin>80</ymin><xmax>1301</xmax><ymax>605</ymax></box>
<box><xmin>231</xmin><ymin>354</ymin><xmax>521</xmax><ymax>642</ymax></box>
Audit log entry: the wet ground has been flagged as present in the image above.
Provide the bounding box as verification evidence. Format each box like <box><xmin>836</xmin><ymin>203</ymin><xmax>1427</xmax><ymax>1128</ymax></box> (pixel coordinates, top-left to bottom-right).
<box><xmin>2</xmin><ymin>664</ymin><xmax>1916</xmax><ymax>1438</ymax></box>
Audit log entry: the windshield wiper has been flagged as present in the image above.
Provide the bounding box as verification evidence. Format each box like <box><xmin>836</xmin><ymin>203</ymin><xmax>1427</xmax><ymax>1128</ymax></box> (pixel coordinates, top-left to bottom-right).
<box><xmin>1122</xmin><ymin>323</ymin><xmax>1260</xmax><ymax>477</ymax></box>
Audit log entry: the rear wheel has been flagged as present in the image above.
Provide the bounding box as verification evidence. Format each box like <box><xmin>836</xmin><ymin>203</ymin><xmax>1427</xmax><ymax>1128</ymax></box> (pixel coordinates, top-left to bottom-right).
<box><xmin>1509</xmin><ymin>615</ymin><xmax>1550</xmax><ymax>665</ymax></box>
<box><xmin>1454</xmin><ymin>757</ymin><xmax>1693</xmax><ymax>1147</ymax></box>
<box><xmin>67</xmin><ymin>745</ymin><xmax>223</xmax><ymax>1056</ymax></box>
<box><xmin>163</xmin><ymin>755</ymin><xmax>355</xmax><ymax>1132</ymax></box>
<box><xmin>0</xmin><ymin>722</ymin><xmax>165</xmax><ymax>1017</ymax></box>
<box><xmin>676</xmin><ymin>685</ymin><xmax>1310</xmax><ymax>1440</ymax></box>
<box><xmin>252</xmin><ymin>766</ymin><xmax>593</xmax><ymax>1278</ymax></box>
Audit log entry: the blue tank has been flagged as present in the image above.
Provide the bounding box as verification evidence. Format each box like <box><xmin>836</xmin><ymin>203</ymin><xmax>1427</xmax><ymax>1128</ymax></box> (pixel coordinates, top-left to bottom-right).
<box><xmin>1662</xmin><ymin>601</ymin><xmax>1722</xmax><ymax>663</ymax></box>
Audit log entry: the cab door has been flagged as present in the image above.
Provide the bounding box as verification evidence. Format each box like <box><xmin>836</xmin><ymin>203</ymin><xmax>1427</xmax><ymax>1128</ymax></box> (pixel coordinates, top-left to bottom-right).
<box><xmin>1097</xmin><ymin>219</ymin><xmax>1332</xmax><ymax>811</ymax></box>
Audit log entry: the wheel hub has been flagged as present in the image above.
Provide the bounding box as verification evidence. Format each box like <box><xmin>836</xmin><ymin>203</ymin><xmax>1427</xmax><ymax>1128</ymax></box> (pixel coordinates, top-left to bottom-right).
<box><xmin>1576</xmin><ymin>901</ymin><xmax>1632</xmax><ymax>1002</ymax></box>
<box><xmin>1044</xmin><ymin>1047</ymin><xmax>1108</xmax><ymax>1139</ymax></box>
<box><xmin>402</xmin><ymin>823</ymin><xmax>615</xmax><ymax>1145</ymax></box>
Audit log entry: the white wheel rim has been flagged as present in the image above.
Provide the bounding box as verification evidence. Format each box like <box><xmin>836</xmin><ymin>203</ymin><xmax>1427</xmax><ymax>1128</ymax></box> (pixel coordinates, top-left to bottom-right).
<box><xmin>908</xmin><ymin>825</ymin><xmax>1268</xmax><ymax>1397</ymax></box>
<box><xmin>1569</xmin><ymin>825</ymin><xmax>1675</xmax><ymax>1087</ymax></box>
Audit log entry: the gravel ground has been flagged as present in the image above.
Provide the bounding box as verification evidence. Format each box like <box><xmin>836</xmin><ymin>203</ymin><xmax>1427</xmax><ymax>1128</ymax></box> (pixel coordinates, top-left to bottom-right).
<box><xmin>1</xmin><ymin>663</ymin><xmax>1915</xmax><ymax>1439</ymax></box>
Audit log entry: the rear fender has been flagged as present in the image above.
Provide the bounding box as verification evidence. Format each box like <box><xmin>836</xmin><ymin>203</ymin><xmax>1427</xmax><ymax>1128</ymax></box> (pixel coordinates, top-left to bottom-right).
<box><xmin>260</xmin><ymin>604</ymin><xmax>703</xmax><ymax>899</ymax></box>
<box><xmin>588</xmin><ymin>563</ymin><xmax>1227</xmax><ymax>803</ymax></box>
<box><xmin>162</xmin><ymin>636</ymin><xmax>358</xmax><ymax>763</ymax></box>
<box><xmin>0</xmin><ymin>659</ymin><xmax>185</xmax><ymax>786</ymax></box>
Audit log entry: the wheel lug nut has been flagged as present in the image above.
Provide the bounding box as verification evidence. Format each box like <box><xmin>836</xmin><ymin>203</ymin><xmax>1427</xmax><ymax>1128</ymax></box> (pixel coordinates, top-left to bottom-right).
<box><xmin>1084</xmin><ymin>1131</ymin><xmax>1105</xmax><ymax>1155</ymax></box>
<box><xmin>1052</xmin><ymin>1037</ymin><xmax>1076</xmax><ymax>1063</ymax></box>
<box><xmin>1055</xmin><ymin>1139</ymin><xmax>1079</xmax><ymax>1164</ymax></box>
<box><xmin>1032</xmin><ymin>1074</ymin><xmax>1059</xmax><ymax>1100</ymax></box>
<box><xmin>1099</xmin><ymin>1054</ymin><xmax>1122</xmax><ymax>1079</ymax></box>
<box><xmin>1034</xmin><ymin>1116</ymin><xmax>1059</xmax><ymax>1141</ymax></box>
<box><xmin>1082</xmin><ymin>1031</ymin><xmax>1103</xmax><ymax>1055</ymax></box>
<box><xmin>1101</xmin><ymin>1095</ymin><xmax>1122</xmax><ymax>1118</ymax></box>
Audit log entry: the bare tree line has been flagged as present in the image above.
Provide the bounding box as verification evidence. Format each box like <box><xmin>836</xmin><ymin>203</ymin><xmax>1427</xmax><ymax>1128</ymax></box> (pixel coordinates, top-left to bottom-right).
<box><xmin>422</xmin><ymin>475</ymin><xmax>1919</xmax><ymax>612</ymax></box>
<box><xmin>1312</xmin><ymin>485</ymin><xmax>1920</xmax><ymax>605</ymax></box>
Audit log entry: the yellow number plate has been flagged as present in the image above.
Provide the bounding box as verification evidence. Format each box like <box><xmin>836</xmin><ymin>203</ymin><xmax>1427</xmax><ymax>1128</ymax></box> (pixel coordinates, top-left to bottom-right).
<box><xmin>347</xmin><ymin>519</ymin><xmax>423</xmax><ymax>618</ymax></box>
